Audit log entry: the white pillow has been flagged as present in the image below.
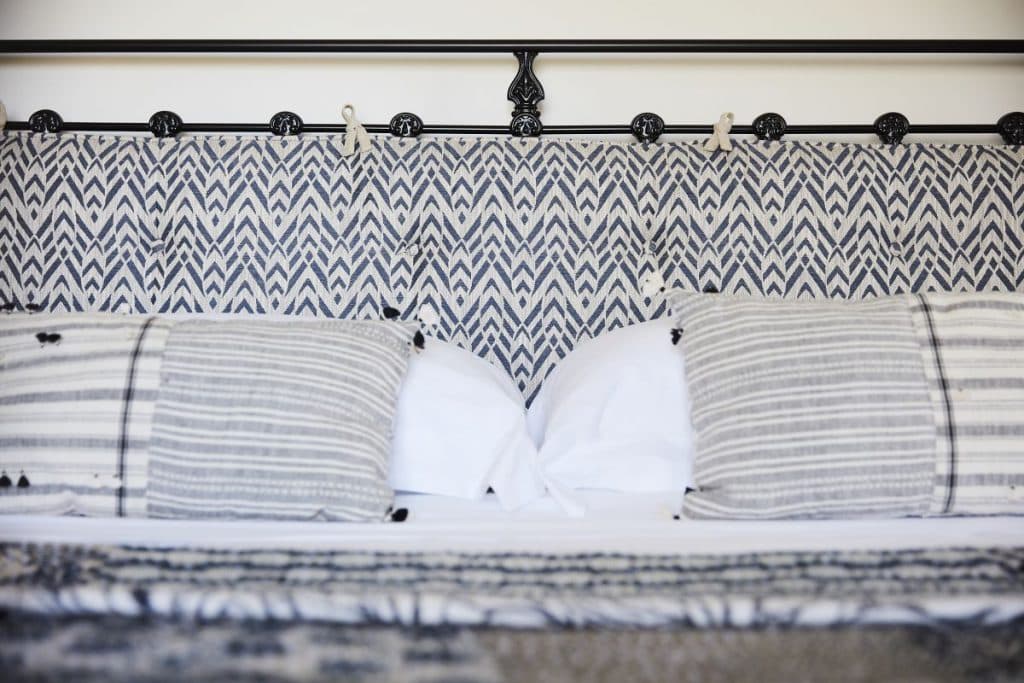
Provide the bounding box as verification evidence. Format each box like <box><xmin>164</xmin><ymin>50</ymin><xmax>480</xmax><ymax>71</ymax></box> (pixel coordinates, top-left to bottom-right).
<box><xmin>390</xmin><ymin>338</ymin><xmax>544</xmax><ymax>510</ymax></box>
<box><xmin>526</xmin><ymin>319</ymin><xmax>695</xmax><ymax>516</ymax></box>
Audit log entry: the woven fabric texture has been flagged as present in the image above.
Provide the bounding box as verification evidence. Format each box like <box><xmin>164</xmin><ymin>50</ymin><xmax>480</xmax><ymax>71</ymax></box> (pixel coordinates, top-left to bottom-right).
<box><xmin>1</xmin><ymin>133</ymin><xmax>1022</xmax><ymax>398</ymax></box>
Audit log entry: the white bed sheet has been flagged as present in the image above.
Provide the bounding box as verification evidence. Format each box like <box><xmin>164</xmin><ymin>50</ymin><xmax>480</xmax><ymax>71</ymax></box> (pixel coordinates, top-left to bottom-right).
<box><xmin>2</xmin><ymin>490</ymin><xmax>1022</xmax><ymax>555</ymax></box>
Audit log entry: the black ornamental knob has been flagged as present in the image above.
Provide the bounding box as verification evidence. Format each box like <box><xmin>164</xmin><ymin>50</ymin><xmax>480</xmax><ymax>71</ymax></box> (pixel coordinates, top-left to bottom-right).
<box><xmin>631</xmin><ymin>113</ymin><xmax>665</xmax><ymax>143</ymax></box>
<box><xmin>389</xmin><ymin>112</ymin><xmax>424</xmax><ymax>138</ymax></box>
<box><xmin>874</xmin><ymin>112</ymin><xmax>910</xmax><ymax>144</ymax></box>
<box><xmin>997</xmin><ymin>112</ymin><xmax>1024</xmax><ymax>145</ymax></box>
<box><xmin>269</xmin><ymin>111</ymin><xmax>303</xmax><ymax>136</ymax></box>
<box><xmin>28</xmin><ymin>109</ymin><xmax>63</xmax><ymax>133</ymax></box>
<box><xmin>752</xmin><ymin>113</ymin><xmax>787</xmax><ymax>141</ymax></box>
<box><xmin>148</xmin><ymin>111</ymin><xmax>183</xmax><ymax>138</ymax></box>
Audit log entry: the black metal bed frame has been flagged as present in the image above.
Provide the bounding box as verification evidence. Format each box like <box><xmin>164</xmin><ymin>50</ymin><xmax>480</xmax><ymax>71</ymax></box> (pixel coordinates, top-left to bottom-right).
<box><xmin>1</xmin><ymin>39</ymin><xmax>1023</xmax><ymax>144</ymax></box>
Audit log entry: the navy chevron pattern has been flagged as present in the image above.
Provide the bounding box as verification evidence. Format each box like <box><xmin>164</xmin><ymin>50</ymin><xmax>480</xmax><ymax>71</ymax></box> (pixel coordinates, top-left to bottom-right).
<box><xmin>1</xmin><ymin>133</ymin><xmax>1022</xmax><ymax>398</ymax></box>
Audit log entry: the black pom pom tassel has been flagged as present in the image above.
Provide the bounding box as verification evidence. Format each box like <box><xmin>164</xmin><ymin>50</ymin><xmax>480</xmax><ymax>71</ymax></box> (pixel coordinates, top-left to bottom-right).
<box><xmin>413</xmin><ymin>331</ymin><xmax>425</xmax><ymax>350</ymax></box>
<box><xmin>390</xmin><ymin>507</ymin><xmax>409</xmax><ymax>523</ymax></box>
<box><xmin>382</xmin><ymin>306</ymin><xmax>400</xmax><ymax>320</ymax></box>
<box><xmin>671</xmin><ymin>328</ymin><xmax>684</xmax><ymax>345</ymax></box>
<box><xmin>0</xmin><ymin>473</ymin><xmax>11</xmax><ymax>488</ymax></box>
<box><xmin>17</xmin><ymin>474</ymin><xmax>30</xmax><ymax>488</ymax></box>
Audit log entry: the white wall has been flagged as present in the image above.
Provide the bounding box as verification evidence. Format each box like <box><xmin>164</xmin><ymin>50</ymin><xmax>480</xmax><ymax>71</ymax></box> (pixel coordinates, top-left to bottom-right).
<box><xmin>1</xmin><ymin>0</ymin><xmax>1022</xmax><ymax>144</ymax></box>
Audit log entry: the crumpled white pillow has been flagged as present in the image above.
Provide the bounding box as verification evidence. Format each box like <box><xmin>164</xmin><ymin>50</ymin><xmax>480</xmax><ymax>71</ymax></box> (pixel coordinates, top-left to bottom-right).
<box><xmin>527</xmin><ymin>319</ymin><xmax>695</xmax><ymax>516</ymax></box>
<box><xmin>390</xmin><ymin>339</ymin><xmax>544</xmax><ymax>510</ymax></box>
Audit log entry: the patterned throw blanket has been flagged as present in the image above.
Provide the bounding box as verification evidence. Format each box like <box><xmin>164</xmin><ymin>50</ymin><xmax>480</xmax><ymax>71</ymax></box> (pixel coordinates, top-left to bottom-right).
<box><xmin>1</xmin><ymin>543</ymin><xmax>1022</xmax><ymax>680</ymax></box>
<box><xmin>3</xmin><ymin>615</ymin><xmax>1023</xmax><ymax>683</ymax></box>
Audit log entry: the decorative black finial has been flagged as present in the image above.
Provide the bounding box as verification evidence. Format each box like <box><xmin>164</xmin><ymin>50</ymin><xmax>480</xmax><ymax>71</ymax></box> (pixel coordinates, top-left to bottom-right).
<box><xmin>752</xmin><ymin>113</ymin><xmax>787</xmax><ymax>141</ymax></box>
<box><xmin>148</xmin><ymin>111</ymin><xmax>183</xmax><ymax>138</ymax></box>
<box><xmin>997</xmin><ymin>112</ymin><xmax>1024</xmax><ymax>145</ymax></box>
<box><xmin>269</xmin><ymin>111</ymin><xmax>303</xmax><ymax>136</ymax></box>
<box><xmin>28</xmin><ymin>109</ymin><xmax>63</xmax><ymax>133</ymax></box>
<box><xmin>630</xmin><ymin>113</ymin><xmax>665</xmax><ymax>143</ymax></box>
<box><xmin>508</xmin><ymin>51</ymin><xmax>544</xmax><ymax>137</ymax></box>
<box><xmin>874</xmin><ymin>112</ymin><xmax>910</xmax><ymax>144</ymax></box>
<box><xmin>389</xmin><ymin>112</ymin><xmax>424</xmax><ymax>138</ymax></box>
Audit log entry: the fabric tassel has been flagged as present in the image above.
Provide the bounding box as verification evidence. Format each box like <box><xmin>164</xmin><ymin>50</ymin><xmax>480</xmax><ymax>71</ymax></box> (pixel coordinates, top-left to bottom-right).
<box><xmin>704</xmin><ymin>112</ymin><xmax>735</xmax><ymax>153</ymax></box>
<box><xmin>418</xmin><ymin>304</ymin><xmax>439</xmax><ymax>327</ymax></box>
<box><xmin>0</xmin><ymin>473</ymin><xmax>11</xmax><ymax>488</ymax></box>
<box><xmin>341</xmin><ymin>104</ymin><xmax>371</xmax><ymax>156</ymax></box>
<box><xmin>16</xmin><ymin>474</ymin><xmax>29</xmax><ymax>488</ymax></box>
<box><xmin>640</xmin><ymin>269</ymin><xmax>666</xmax><ymax>299</ymax></box>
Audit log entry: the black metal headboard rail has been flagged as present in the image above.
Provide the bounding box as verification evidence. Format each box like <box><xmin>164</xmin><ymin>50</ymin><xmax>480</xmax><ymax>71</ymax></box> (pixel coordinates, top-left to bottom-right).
<box><xmin>2</xmin><ymin>38</ymin><xmax>1023</xmax><ymax>144</ymax></box>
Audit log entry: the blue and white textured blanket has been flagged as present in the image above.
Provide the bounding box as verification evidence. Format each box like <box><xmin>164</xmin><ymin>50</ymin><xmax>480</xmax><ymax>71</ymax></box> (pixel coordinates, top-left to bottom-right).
<box><xmin>1</xmin><ymin>542</ymin><xmax>1023</xmax><ymax>681</ymax></box>
<box><xmin>1</xmin><ymin>543</ymin><xmax>1022</xmax><ymax>628</ymax></box>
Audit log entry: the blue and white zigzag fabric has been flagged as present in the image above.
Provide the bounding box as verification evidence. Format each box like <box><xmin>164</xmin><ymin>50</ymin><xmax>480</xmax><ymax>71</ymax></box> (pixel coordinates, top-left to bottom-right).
<box><xmin>1</xmin><ymin>133</ymin><xmax>1022</xmax><ymax>397</ymax></box>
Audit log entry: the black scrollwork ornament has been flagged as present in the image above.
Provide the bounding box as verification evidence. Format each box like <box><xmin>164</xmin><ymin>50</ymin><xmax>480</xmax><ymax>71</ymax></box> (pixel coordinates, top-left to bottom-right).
<box><xmin>630</xmin><ymin>113</ymin><xmax>665</xmax><ymax>143</ymax></box>
<box><xmin>510</xmin><ymin>113</ymin><xmax>543</xmax><ymax>137</ymax></box>
<box><xmin>507</xmin><ymin>51</ymin><xmax>544</xmax><ymax>137</ymax></box>
<box><xmin>873</xmin><ymin>112</ymin><xmax>910</xmax><ymax>144</ymax></box>
<box><xmin>269</xmin><ymin>111</ymin><xmax>303</xmax><ymax>136</ymax></box>
<box><xmin>997</xmin><ymin>112</ymin><xmax>1024</xmax><ymax>145</ymax></box>
<box><xmin>28</xmin><ymin>109</ymin><xmax>63</xmax><ymax>133</ymax></box>
<box><xmin>752</xmin><ymin>112</ymin><xmax>787</xmax><ymax>141</ymax></box>
<box><xmin>148</xmin><ymin>111</ymin><xmax>183</xmax><ymax>139</ymax></box>
<box><xmin>389</xmin><ymin>112</ymin><xmax>424</xmax><ymax>138</ymax></box>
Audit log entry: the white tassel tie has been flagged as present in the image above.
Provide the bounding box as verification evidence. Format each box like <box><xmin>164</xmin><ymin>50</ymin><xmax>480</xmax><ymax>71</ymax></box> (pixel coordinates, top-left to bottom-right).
<box><xmin>341</xmin><ymin>104</ymin><xmax>371</xmax><ymax>156</ymax></box>
<box><xmin>641</xmin><ymin>269</ymin><xmax>666</xmax><ymax>299</ymax></box>
<box><xmin>0</xmin><ymin>101</ymin><xmax>7</xmax><ymax>132</ymax></box>
<box><xmin>418</xmin><ymin>304</ymin><xmax>439</xmax><ymax>327</ymax></box>
<box><xmin>704</xmin><ymin>112</ymin><xmax>734</xmax><ymax>153</ymax></box>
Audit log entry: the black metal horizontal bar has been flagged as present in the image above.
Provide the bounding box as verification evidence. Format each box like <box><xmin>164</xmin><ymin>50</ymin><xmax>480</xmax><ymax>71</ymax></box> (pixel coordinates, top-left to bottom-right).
<box><xmin>3</xmin><ymin>121</ymin><xmax>1000</xmax><ymax>135</ymax></box>
<box><xmin>2</xmin><ymin>39</ymin><xmax>1024</xmax><ymax>54</ymax></box>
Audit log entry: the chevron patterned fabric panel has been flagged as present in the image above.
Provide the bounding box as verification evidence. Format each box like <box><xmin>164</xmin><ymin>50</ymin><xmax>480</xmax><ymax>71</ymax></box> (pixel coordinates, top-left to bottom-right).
<box><xmin>1</xmin><ymin>133</ymin><xmax>1022</xmax><ymax>398</ymax></box>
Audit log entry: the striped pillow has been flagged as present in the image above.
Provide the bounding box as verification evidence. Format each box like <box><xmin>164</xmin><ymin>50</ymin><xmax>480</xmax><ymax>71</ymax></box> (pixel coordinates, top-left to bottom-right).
<box><xmin>146</xmin><ymin>319</ymin><xmax>412</xmax><ymax>521</ymax></box>
<box><xmin>668</xmin><ymin>291</ymin><xmax>1024</xmax><ymax>519</ymax></box>
<box><xmin>911</xmin><ymin>293</ymin><xmax>1024</xmax><ymax>515</ymax></box>
<box><xmin>0</xmin><ymin>314</ymin><xmax>415</xmax><ymax>521</ymax></box>
<box><xmin>0</xmin><ymin>314</ymin><xmax>172</xmax><ymax>516</ymax></box>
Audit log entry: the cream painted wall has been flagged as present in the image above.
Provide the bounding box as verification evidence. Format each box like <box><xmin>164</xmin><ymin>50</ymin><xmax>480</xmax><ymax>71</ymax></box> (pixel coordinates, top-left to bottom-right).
<box><xmin>0</xmin><ymin>0</ymin><xmax>1022</xmax><ymax>144</ymax></box>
